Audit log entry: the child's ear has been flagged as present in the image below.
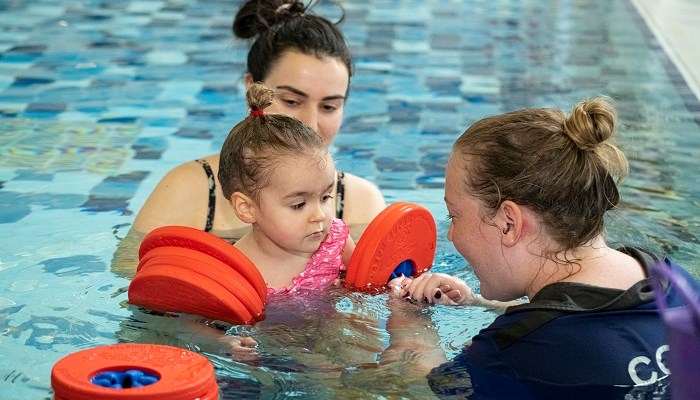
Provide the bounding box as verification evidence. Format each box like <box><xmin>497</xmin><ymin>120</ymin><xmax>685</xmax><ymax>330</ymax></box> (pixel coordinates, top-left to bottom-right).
<box><xmin>231</xmin><ymin>192</ymin><xmax>257</xmax><ymax>224</ymax></box>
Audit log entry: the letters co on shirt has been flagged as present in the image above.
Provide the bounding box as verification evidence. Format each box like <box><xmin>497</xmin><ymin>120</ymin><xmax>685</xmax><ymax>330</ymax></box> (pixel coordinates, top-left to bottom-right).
<box><xmin>627</xmin><ymin>344</ymin><xmax>670</xmax><ymax>385</ymax></box>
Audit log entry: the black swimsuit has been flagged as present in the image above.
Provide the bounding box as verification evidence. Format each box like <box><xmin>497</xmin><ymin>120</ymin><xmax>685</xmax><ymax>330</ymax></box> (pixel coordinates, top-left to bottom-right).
<box><xmin>196</xmin><ymin>159</ymin><xmax>346</xmax><ymax>232</ymax></box>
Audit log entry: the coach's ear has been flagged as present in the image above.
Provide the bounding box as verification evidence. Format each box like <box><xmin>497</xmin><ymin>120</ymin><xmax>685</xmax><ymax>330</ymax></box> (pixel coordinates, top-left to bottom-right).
<box><xmin>496</xmin><ymin>200</ymin><xmax>523</xmax><ymax>247</ymax></box>
<box><xmin>231</xmin><ymin>192</ymin><xmax>257</xmax><ymax>224</ymax></box>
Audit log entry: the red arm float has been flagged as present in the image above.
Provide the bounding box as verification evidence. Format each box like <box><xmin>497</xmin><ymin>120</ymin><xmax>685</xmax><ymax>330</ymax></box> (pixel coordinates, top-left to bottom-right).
<box><xmin>346</xmin><ymin>202</ymin><xmax>436</xmax><ymax>290</ymax></box>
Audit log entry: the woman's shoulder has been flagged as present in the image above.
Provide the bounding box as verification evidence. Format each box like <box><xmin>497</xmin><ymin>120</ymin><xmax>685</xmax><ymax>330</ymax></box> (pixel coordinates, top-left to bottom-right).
<box><xmin>342</xmin><ymin>171</ymin><xmax>378</xmax><ymax>188</ymax></box>
<box><xmin>342</xmin><ymin>172</ymin><xmax>382</xmax><ymax>198</ymax></box>
<box><xmin>157</xmin><ymin>154</ymin><xmax>220</xmax><ymax>191</ymax></box>
<box><xmin>339</xmin><ymin>172</ymin><xmax>385</xmax><ymax>223</ymax></box>
<box><xmin>132</xmin><ymin>154</ymin><xmax>220</xmax><ymax>232</ymax></box>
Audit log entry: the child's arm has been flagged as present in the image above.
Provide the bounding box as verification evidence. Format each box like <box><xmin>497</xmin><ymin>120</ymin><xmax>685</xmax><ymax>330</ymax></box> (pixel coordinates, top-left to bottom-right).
<box><xmin>178</xmin><ymin>316</ymin><xmax>258</xmax><ymax>359</ymax></box>
<box><xmin>380</xmin><ymin>296</ymin><xmax>447</xmax><ymax>378</ymax></box>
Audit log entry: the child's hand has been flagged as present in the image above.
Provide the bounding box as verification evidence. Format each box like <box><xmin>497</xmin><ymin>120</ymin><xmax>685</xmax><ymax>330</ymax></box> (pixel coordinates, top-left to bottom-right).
<box><xmin>389</xmin><ymin>273</ymin><xmax>476</xmax><ymax>306</ymax></box>
<box><xmin>219</xmin><ymin>335</ymin><xmax>258</xmax><ymax>361</ymax></box>
<box><xmin>388</xmin><ymin>275</ymin><xmax>413</xmax><ymax>297</ymax></box>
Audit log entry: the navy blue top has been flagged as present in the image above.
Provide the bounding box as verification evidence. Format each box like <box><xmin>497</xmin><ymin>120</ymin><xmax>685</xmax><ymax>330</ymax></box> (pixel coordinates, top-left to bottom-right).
<box><xmin>427</xmin><ymin>247</ymin><xmax>697</xmax><ymax>399</ymax></box>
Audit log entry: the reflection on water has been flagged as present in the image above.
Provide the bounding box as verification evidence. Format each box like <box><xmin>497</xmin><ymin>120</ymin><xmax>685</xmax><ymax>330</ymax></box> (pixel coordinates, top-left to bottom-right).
<box><xmin>1</xmin><ymin>211</ymin><xmax>685</xmax><ymax>398</ymax></box>
<box><xmin>0</xmin><ymin>119</ymin><xmax>140</xmax><ymax>174</ymax></box>
<box><xmin>1</xmin><ymin>0</ymin><xmax>699</xmax><ymax>398</ymax></box>
<box><xmin>115</xmin><ymin>288</ymin><xmax>384</xmax><ymax>398</ymax></box>
<box><xmin>111</xmin><ymin>275</ymin><xmax>494</xmax><ymax>398</ymax></box>
<box><xmin>102</xmin><ymin>212</ymin><xmax>691</xmax><ymax>399</ymax></box>
<box><xmin>101</xmin><ymin>211</ymin><xmax>686</xmax><ymax>399</ymax></box>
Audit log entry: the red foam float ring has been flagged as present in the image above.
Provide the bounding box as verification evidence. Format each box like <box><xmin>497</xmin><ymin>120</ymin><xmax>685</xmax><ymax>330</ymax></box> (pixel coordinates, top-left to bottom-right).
<box><xmin>344</xmin><ymin>200</ymin><xmax>396</xmax><ymax>285</ymax></box>
<box><xmin>51</xmin><ymin>344</ymin><xmax>218</xmax><ymax>400</ymax></box>
<box><xmin>139</xmin><ymin>226</ymin><xmax>267</xmax><ymax>303</ymax></box>
<box><xmin>129</xmin><ymin>263</ymin><xmax>255</xmax><ymax>325</ymax></box>
<box><xmin>346</xmin><ymin>202</ymin><xmax>436</xmax><ymax>290</ymax></box>
<box><xmin>137</xmin><ymin>246</ymin><xmax>264</xmax><ymax>320</ymax></box>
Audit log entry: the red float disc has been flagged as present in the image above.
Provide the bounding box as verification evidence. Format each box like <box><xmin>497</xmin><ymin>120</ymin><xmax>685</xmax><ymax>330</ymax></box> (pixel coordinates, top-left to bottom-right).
<box><xmin>51</xmin><ymin>344</ymin><xmax>218</xmax><ymax>400</ymax></box>
<box><xmin>137</xmin><ymin>246</ymin><xmax>264</xmax><ymax>320</ymax></box>
<box><xmin>346</xmin><ymin>202</ymin><xmax>436</xmax><ymax>289</ymax></box>
<box><xmin>138</xmin><ymin>226</ymin><xmax>267</xmax><ymax>303</ymax></box>
<box><xmin>128</xmin><ymin>264</ymin><xmax>255</xmax><ymax>325</ymax></box>
<box><xmin>344</xmin><ymin>201</ymin><xmax>395</xmax><ymax>285</ymax></box>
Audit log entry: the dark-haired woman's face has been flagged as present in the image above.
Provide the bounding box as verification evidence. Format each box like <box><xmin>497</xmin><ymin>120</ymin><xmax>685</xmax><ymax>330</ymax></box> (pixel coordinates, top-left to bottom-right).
<box><xmin>247</xmin><ymin>50</ymin><xmax>349</xmax><ymax>146</ymax></box>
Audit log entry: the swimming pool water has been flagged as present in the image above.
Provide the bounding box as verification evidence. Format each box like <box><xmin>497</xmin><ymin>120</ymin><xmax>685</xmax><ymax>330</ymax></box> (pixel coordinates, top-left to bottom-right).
<box><xmin>1</xmin><ymin>0</ymin><xmax>698</xmax><ymax>398</ymax></box>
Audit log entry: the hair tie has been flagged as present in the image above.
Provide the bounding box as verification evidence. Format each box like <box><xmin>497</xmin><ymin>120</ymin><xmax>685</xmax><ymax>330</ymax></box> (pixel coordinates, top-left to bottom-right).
<box><xmin>275</xmin><ymin>2</ymin><xmax>304</xmax><ymax>17</ymax></box>
<box><xmin>275</xmin><ymin>3</ymin><xmax>293</xmax><ymax>14</ymax></box>
<box><xmin>250</xmin><ymin>109</ymin><xmax>264</xmax><ymax>117</ymax></box>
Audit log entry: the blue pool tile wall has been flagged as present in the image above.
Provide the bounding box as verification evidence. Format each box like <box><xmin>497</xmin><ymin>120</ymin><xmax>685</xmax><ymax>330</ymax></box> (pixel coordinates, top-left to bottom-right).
<box><xmin>1</xmin><ymin>0</ymin><xmax>699</xmax><ymax>398</ymax></box>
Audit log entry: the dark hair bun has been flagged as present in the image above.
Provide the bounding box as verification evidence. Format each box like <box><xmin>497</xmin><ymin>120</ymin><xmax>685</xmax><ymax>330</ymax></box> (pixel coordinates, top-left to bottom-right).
<box><xmin>233</xmin><ymin>0</ymin><xmax>307</xmax><ymax>39</ymax></box>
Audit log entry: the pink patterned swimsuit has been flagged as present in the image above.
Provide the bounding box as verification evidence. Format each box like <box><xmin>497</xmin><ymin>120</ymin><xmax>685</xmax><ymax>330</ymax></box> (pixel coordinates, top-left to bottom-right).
<box><xmin>267</xmin><ymin>218</ymin><xmax>349</xmax><ymax>296</ymax></box>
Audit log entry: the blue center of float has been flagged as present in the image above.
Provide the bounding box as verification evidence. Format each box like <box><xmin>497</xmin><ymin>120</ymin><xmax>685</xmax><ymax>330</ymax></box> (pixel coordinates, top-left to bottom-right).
<box><xmin>91</xmin><ymin>370</ymin><xmax>159</xmax><ymax>389</ymax></box>
<box><xmin>389</xmin><ymin>260</ymin><xmax>414</xmax><ymax>281</ymax></box>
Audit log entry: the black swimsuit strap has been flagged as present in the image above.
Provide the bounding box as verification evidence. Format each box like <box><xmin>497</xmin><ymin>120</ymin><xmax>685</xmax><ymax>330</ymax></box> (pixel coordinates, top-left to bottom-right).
<box><xmin>336</xmin><ymin>170</ymin><xmax>345</xmax><ymax>219</ymax></box>
<box><xmin>195</xmin><ymin>159</ymin><xmax>216</xmax><ymax>232</ymax></box>
<box><xmin>196</xmin><ymin>162</ymin><xmax>343</xmax><ymax>231</ymax></box>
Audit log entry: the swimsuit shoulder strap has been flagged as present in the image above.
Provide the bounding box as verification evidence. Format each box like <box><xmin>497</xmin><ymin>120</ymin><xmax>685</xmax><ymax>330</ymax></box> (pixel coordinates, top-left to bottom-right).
<box><xmin>195</xmin><ymin>159</ymin><xmax>216</xmax><ymax>232</ymax></box>
<box><xmin>335</xmin><ymin>170</ymin><xmax>345</xmax><ymax>219</ymax></box>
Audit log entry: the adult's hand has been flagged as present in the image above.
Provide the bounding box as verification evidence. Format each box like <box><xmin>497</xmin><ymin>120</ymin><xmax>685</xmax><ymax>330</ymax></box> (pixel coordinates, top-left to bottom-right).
<box><xmin>389</xmin><ymin>273</ymin><xmax>476</xmax><ymax>306</ymax></box>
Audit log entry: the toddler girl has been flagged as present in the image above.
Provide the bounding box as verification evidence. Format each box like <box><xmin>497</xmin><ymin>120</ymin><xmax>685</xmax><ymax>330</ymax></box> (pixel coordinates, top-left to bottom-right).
<box><xmin>218</xmin><ymin>82</ymin><xmax>356</xmax><ymax>295</ymax></box>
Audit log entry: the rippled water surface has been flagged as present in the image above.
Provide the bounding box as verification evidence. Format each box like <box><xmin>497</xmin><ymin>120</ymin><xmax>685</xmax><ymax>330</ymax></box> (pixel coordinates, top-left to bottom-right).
<box><xmin>1</xmin><ymin>0</ymin><xmax>698</xmax><ymax>398</ymax></box>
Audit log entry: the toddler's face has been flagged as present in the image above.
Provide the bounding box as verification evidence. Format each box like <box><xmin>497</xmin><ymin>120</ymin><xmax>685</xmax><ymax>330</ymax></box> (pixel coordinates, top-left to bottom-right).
<box><xmin>254</xmin><ymin>151</ymin><xmax>336</xmax><ymax>255</ymax></box>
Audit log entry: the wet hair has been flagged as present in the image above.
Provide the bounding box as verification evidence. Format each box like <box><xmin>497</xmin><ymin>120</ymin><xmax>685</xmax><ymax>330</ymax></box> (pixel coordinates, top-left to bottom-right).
<box><xmin>218</xmin><ymin>82</ymin><xmax>327</xmax><ymax>201</ymax></box>
<box><xmin>452</xmin><ymin>96</ymin><xmax>628</xmax><ymax>255</ymax></box>
<box><xmin>232</xmin><ymin>0</ymin><xmax>354</xmax><ymax>86</ymax></box>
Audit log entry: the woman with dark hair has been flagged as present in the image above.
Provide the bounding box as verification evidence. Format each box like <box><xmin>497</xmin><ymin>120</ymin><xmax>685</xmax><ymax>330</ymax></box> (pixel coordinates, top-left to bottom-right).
<box><xmin>131</xmin><ymin>0</ymin><xmax>384</xmax><ymax>249</ymax></box>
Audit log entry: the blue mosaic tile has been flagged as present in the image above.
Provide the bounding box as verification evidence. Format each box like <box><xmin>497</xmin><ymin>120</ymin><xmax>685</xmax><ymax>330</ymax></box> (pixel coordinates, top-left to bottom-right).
<box><xmin>25</xmin><ymin>102</ymin><xmax>65</xmax><ymax>112</ymax></box>
<box><xmin>7</xmin><ymin>314</ymin><xmax>113</xmax><ymax>350</ymax></box>
<box><xmin>174</xmin><ymin>127</ymin><xmax>213</xmax><ymax>139</ymax></box>
<box><xmin>0</xmin><ymin>1</ymin><xmax>699</xmax><ymax>396</ymax></box>
<box><xmin>41</xmin><ymin>255</ymin><xmax>106</xmax><ymax>276</ymax></box>
<box><xmin>80</xmin><ymin>170</ymin><xmax>149</xmax><ymax>214</ymax></box>
<box><xmin>97</xmin><ymin>116</ymin><xmax>137</xmax><ymax>124</ymax></box>
<box><xmin>12</xmin><ymin>170</ymin><xmax>53</xmax><ymax>181</ymax></box>
<box><xmin>0</xmin><ymin>192</ymin><xmax>31</xmax><ymax>223</ymax></box>
<box><xmin>10</xmin><ymin>76</ymin><xmax>54</xmax><ymax>87</ymax></box>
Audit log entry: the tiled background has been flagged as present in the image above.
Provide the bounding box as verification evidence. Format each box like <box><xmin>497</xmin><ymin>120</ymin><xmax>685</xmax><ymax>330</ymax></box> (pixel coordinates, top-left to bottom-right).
<box><xmin>0</xmin><ymin>0</ymin><xmax>698</xmax><ymax>398</ymax></box>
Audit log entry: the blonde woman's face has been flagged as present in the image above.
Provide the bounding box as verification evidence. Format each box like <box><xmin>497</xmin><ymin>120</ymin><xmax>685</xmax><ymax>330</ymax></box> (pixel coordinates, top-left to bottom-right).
<box><xmin>247</xmin><ymin>51</ymin><xmax>349</xmax><ymax>147</ymax></box>
<box><xmin>445</xmin><ymin>155</ymin><xmax>511</xmax><ymax>301</ymax></box>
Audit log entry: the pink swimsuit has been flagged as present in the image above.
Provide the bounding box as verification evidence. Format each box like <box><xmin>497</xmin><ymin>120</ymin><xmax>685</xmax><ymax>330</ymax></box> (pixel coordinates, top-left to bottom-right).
<box><xmin>267</xmin><ymin>218</ymin><xmax>349</xmax><ymax>295</ymax></box>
